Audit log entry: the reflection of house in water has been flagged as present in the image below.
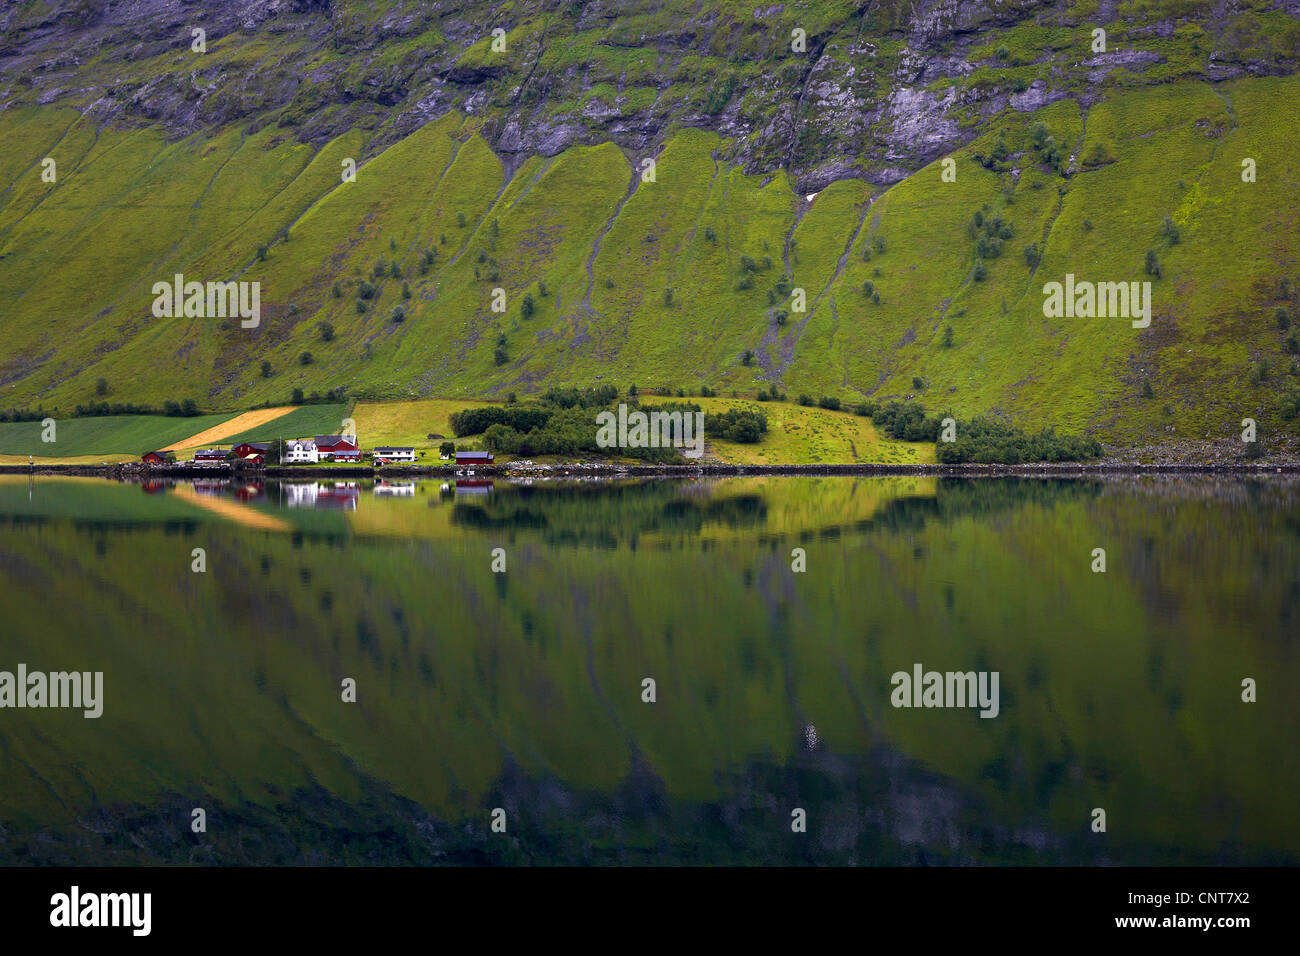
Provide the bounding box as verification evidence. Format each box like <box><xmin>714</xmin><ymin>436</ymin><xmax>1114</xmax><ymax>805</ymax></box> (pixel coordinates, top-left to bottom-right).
<box><xmin>455</xmin><ymin>479</ymin><xmax>494</xmax><ymax>496</ymax></box>
<box><xmin>191</xmin><ymin>480</ymin><xmax>229</xmax><ymax>497</ymax></box>
<box><xmin>285</xmin><ymin>482</ymin><xmax>360</xmax><ymax>510</ymax></box>
<box><xmin>231</xmin><ymin>481</ymin><xmax>266</xmax><ymax>502</ymax></box>
<box><xmin>140</xmin><ymin>479</ymin><xmax>168</xmax><ymax>494</ymax></box>
<box><xmin>374</xmin><ymin>481</ymin><xmax>416</xmax><ymax>497</ymax></box>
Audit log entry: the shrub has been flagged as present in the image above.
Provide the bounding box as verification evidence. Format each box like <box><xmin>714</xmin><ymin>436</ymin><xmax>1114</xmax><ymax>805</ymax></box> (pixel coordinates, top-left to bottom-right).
<box><xmin>818</xmin><ymin>396</ymin><xmax>841</xmax><ymax>410</ymax></box>
<box><xmin>1141</xmin><ymin>378</ymin><xmax>1154</xmax><ymax>398</ymax></box>
<box><xmin>1161</xmin><ymin>216</ymin><xmax>1181</xmax><ymax>245</ymax></box>
<box><xmin>872</xmin><ymin>236</ymin><xmax>887</xmax><ymax>255</ymax></box>
<box><xmin>494</xmin><ymin>346</ymin><xmax>508</xmax><ymax>366</ymax></box>
<box><xmin>1024</xmin><ymin>244</ymin><xmax>1040</xmax><ymax>267</ymax></box>
<box><xmin>390</xmin><ymin>306</ymin><xmax>405</xmax><ymax>323</ymax></box>
<box><xmin>1276</xmin><ymin>307</ymin><xmax>1291</xmax><ymax>330</ymax></box>
<box><xmin>1145</xmin><ymin>249</ymin><xmax>1162</xmax><ymax>278</ymax></box>
<box><xmin>291</xmin><ymin>388</ymin><xmax>304</xmax><ymax>404</ymax></box>
<box><xmin>355</xmin><ymin>300</ymin><xmax>368</xmax><ymax>314</ymax></box>
<box><xmin>941</xmin><ymin>324</ymin><xmax>954</xmax><ymax>348</ymax></box>
<box><xmin>521</xmin><ymin>293</ymin><xmax>536</xmax><ymax>319</ymax></box>
<box><xmin>456</xmin><ymin>212</ymin><xmax>467</xmax><ymax>227</ymax></box>
<box><xmin>797</xmin><ymin>394</ymin><xmax>813</xmax><ymax>406</ymax></box>
<box><xmin>357</xmin><ymin>280</ymin><xmax>377</xmax><ymax>300</ymax></box>
<box><xmin>402</xmin><ymin>282</ymin><xmax>411</xmax><ymax>300</ymax></box>
<box><xmin>664</xmin><ymin>288</ymin><xmax>674</xmax><ymax>306</ymax></box>
<box><xmin>372</xmin><ymin>259</ymin><xmax>386</xmax><ymax>278</ymax></box>
<box><xmin>391</xmin><ymin>261</ymin><xmax>402</xmax><ymax>279</ymax></box>
<box><xmin>332</xmin><ymin>282</ymin><xmax>343</xmax><ymax>298</ymax></box>
<box><xmin>742</xmin><ymin>350</ymin><xmax>754</xmax><ymax>367</ymax></box>
<box><xmin>1286</xmin><ymin>330</ymin><xmax>1300</xmax><ymax>355</ymax></box>
<box><xmin>912</xmin><ymin>376</ymin><xmax>926</xmax><ymax>390</ymax></box>
<box><xmin>299</xmin><ymin>351</ymin><xmax>313</xmax><ymax>366</ymax></box>
<box><xmin>260</xmin><ymin>360</ymin><xmax>272</xmax><ymax>378</ymax></box>
<box><xmin>973</xmin><ymin>260</ymin><xmax>989</xmax><ymax>282</ymax></box>
<box><xmin>318</xmin><ymin>321</ymin><xmax>335</xmax><ymax>342</ymax></box>
<box><xmin>256</xmin><ymin>245</ymin><xmax>268</xmax><ymax>261</ymax></box>
<box><xmin>1249</xmin><ymin>360</ymin><xmax>1270</xmax><ymax>384</ymax></box>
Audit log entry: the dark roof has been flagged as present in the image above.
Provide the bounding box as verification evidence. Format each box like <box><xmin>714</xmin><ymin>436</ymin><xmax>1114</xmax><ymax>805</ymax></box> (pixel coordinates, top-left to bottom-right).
<box><xmin>373</xmin><ymin>447</ymin><xmax>415</xmax><ymax>454</ymax></box>
<box><xmin>234</xmin><ymin>441</ymin><xmax>270</xmax><ymax>451</ymax></box>
<box><xmin>455</xmin><ymin>450</ymin><xmax>494</xmax><ymax>459</ymax></box>
<box><xmin>315</xmin><ymin>434</ymin><xmax>357</xmax><ymax>446</ymax></box>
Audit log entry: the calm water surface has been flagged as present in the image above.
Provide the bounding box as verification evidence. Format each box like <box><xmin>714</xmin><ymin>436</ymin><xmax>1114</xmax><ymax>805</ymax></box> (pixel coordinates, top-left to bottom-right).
<box><xmin>0</xmin><ymin>474</ymin><xmax>1296</xmax><ymax>864</ymax></box>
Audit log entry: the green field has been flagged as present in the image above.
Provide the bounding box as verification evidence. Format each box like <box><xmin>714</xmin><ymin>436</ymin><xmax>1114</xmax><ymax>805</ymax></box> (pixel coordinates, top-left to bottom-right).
<box><xmin>0</xmin><ymin>413</ymin><xmax>235</xmax><ymax>458</ymax></box>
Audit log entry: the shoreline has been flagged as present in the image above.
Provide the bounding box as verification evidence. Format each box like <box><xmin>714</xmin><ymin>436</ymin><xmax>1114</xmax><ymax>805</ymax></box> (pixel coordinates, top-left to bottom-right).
<box><xmin>3</xmin><ymin>461</ymin><xmax>1298</xmax><ymax>479</ymax></box>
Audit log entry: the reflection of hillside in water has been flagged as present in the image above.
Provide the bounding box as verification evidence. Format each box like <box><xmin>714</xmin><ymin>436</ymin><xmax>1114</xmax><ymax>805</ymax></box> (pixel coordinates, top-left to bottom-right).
<box><xmin>0</xmin><ymin>476</ymin><xmax>1296</xmax><ymax>864</ymax></box>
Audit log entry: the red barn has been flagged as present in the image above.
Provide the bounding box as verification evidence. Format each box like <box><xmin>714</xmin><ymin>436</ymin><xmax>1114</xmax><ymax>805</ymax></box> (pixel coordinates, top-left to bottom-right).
<box><xmin>141</xmin><ymin>451</ymin><xmax>173</xmax><ymax>465</ymax></box>
<box><xmin>314</xmin><ymin>435</ymin><xmax>361</xmax><ymax>462</ymax></box>
<box><xmin>455</xmin><ymin>450</ymin><xmax>494</xmax><ymax>466</ymax></box>
<box><xmin>231</xmin><ymin>442</ymin><xmax>270</xmax><ymax>460</ymax></box>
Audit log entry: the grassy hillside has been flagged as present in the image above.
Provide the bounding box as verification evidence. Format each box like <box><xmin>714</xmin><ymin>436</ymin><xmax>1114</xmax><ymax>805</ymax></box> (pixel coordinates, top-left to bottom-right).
<box><xmin>0</xmin><ymin>73</ymin><xmax>1297</xmax><ymax>447</ymax></box>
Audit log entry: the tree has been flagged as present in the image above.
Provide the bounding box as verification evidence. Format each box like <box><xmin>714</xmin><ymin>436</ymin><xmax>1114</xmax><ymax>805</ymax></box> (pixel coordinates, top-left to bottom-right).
<box><xmin>941</xmin><ymin>324</ymin><xmax>954</xmax><ymax>348</ymax></box>
<box><xmin>742</xmin><ymin>350</ymin><xmax>754</xmax><ymax>367</ymax></box>
<box><xmin>256</xmin><ymin>244</ymin><xmax>268</xmax><ymax>261</ymax></box>
<box><xmin>1145</xmin><ymin>249</ymin><xmax>1162</xmax><ymax>278</ymax></box>
<box><xmin>318</xmin><ymin>321</ymin><xmax>335</xmax><ymax>342</ymax></box>
<box><xmin>521</xmin><ymin>293</ymin><xmax>536</xmax><ymax>319</ymax></box>
<box><xmin>440</xmin><ymin>441</ymin><xmax>456</xmax><ymax>458</ymax></box>
<box><xmin>628</xmin><ymin>384</ymin><xmax>638</xmax><ymax>396</ymax></box>
<box><xmin>456</xmin><ymin>212</ymin><xmax>467</xmax><ymax>228</ymax></box>
<box><xmin>291</xmin><ymin>388</ymin><xmax>304</xmax><ymax>404</ymax></box>
<box><xmin>260</xmin><ymin>360</ymin><xmax>272</xmax><ymax>378</ymax></box>
<box><xmin>402</xmin><ymin>282</ymin><xmax>411</xmax><ymax>300</ymax></box>
<box><xmin>299</xmin><ymin>351</ymin><xmax>313</xmax><ymax>365</ymax></box>
<box><xmin>95</xmin><ymin>377</ymin><xmax>108</xmax><ymax>396</ymax></box>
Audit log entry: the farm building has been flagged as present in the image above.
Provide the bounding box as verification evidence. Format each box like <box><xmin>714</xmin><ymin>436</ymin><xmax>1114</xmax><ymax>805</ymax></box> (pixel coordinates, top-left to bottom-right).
<box><xmin>373</xmin><ymin>446</ymin><xmax>417</xmax><ymax>463</ymax></box>
<box><xmin>314</xmin><ymin>435</ymin><xmax>361</xmax><ymax>461</ymax></box>
<box><xmin>284</xmin><ymin>439</ymin><xmax>319</xmax><ymax>464</ymax></box>
<box><xmin>231</xmin><ymin>442</ymin><xmax>270</xmax><ymax>460</ymax></box>
<box><xmin>141</xmin><ymin>450</ymin><xmax>174</xmax><ymax>465</ymax></box>
<box><xmin>194</xmin><ymin>449</ymin><xmax>228</xmax><ymax>463</ymax></box>
<box><xmin>455</xmin><ymin>450</ymin><xmax>494</xmax><ymax>466</ymax></box>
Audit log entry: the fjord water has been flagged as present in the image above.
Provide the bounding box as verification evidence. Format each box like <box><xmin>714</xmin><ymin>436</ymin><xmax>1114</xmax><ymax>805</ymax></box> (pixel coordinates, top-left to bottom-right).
<box><xmin>0</xmin><ymin>475</ymin><xmax>1295</xmax><ymax>865</ymax></box>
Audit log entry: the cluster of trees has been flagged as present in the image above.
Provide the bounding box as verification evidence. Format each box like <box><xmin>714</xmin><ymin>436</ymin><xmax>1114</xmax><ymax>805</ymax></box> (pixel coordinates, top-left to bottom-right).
<box><xmin>704</xmin><ymin>407</ymin><xmax>767</xmax><ymax>443</ymax></box>
<box><xmin>936</xmin><ymin>417</ymin><xmax>1103</xmax><ymax>464</ymax></box>
<box><xmin>68</xmin><ymin>399</ymin><xmax>201</xmax><ymax>418</ymax></box>
<box><xmin>863</xmin><ymin>400</ymin><xmax>1101</xmax><ymax>462</ymax></box>
<box><xmin>289</xmin><ymin>387</ymin><xmax>346</xmax><ymax>405</ymax></box>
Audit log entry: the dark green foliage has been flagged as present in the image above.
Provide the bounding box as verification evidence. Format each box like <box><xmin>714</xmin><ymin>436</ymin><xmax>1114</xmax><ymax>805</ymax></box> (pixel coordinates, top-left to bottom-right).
<box><xmin>936</xmin><ymin>416</ymin><xmax>1103</xmax><ymax>464</ymax></box>
<box><xmin>260</xmin><ymin>360</ymin><xmax>272</xmax><ymax>378</ymax></box>
<box><xmin>704</xmin><ymin>407</ymin><xmax>767</xmax><ymax>442</ymax></box>
<box><xmin>317</xmin><ymin>321</ymin><xmax>334</xmax><ymax>342</ymax></box>
<box><xmin>1145</xmin><ymin>249</ymin><xmax>1162</xmax><ymax>278</ymax></box>
<box><xmin>521</xmin><ymin>292</ymin><xmax>536</xmax><ymax>319</ymax></box>
<box><xmin>817</xmin><ymin>396</ymin><xmax>840</xmax><ymax>410</ymax></box>
<box><xmin>299</xmin><ymin>351</ymin><xmax>313</xmax><ymax>366</ymax></box>
<box><xmin>941</xmin><ymin>324</ymin><xmax>954</xmax><ymax>348</ymax></box>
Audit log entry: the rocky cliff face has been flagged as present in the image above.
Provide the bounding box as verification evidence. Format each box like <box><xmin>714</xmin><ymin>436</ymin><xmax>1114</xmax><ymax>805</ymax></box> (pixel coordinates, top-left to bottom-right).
<box><xmin>3</xmin><ymin>1</ymin><xmax>1297</xmax><ymax>191</ymax></box>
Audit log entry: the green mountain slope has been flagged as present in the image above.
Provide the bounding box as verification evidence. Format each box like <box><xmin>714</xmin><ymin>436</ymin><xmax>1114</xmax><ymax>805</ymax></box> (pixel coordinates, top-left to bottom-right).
<box><xmin>0</xmin><ymin>1</ymin><xmax>1298</xmax><ymax>448</ymax></box>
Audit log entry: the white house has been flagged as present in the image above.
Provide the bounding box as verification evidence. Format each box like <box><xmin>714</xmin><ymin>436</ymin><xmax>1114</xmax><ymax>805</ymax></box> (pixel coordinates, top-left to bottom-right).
<box><xmin>373</xmin><ymin>446</ymin><xmax>417</xmax><ymax>463</ymax></box>
<box><xmin>284</xmin><ymin>439</ymin><xmax>319</xmax><ymax>464</ymax></box>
